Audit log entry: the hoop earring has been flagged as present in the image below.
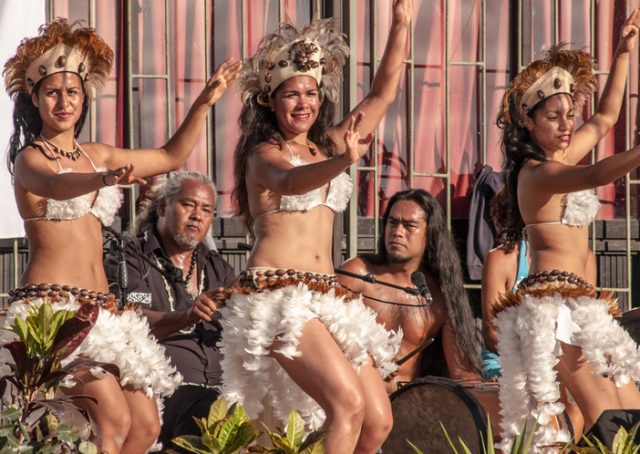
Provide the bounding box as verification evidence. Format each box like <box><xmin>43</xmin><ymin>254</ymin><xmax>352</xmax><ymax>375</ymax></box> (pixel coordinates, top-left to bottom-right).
<box><xmin>257</xmin><ymin>93</ymin><xmax>270</xmax><ymax>107</ymax></box>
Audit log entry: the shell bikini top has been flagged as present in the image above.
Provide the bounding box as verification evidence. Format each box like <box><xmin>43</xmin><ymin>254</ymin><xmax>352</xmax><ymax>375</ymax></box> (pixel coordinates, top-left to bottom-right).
<box><xmin>525</xmin><ymin>189</ymin><xmax>600</xmax><ymax>229</ymax></box>
<box><xmin>24</xmin><ymin>143</ymin><xmax>123</xmax><ymax>226</ymax></box>
<box><xmin>255</xmin><ymin>142</ymin><xmax>353</xmax><ymax>219</ymax></box>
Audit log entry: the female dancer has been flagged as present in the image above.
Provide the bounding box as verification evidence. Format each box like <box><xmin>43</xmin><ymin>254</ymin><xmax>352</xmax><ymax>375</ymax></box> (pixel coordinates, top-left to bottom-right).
<box><xmin>220</xmin><ymin>2</ymin><xmax>411</xmax><ymax>453</ymax></box>
<box><xmin>494</xmin><ymin>9</ymin><xmax>640</xmax><ymax>451</ymax></box>
<box><xmin>3</xmin><ymin>19</ymin><xmax>239</xmax><ymax>453</ymax></box>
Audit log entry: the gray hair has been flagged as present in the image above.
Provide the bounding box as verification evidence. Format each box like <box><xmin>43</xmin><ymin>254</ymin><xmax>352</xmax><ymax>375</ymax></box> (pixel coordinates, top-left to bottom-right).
<box><xmin>131</xmin><ymin>171</ymin><xmax>216</xmax><ymax>237</ymax></box>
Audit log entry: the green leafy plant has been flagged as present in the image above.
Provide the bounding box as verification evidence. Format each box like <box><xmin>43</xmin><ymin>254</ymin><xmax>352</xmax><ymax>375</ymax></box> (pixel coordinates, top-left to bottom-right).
<box><xmin>251</xmin><ymin>410</ymin><xmax>328</xmax><ymax>454</ymax></box>
<box><xmin>567</xmin><ymin>421</ymin><xmax>640</xmax><ymax>453</ymax></box>
<box><xmin>168</xmin><ymin>398</ymin><xmax>260</xmax><ymax>454</ymax></box>
<box><xmin>0</xmin><ymin>301</ymin><xmax>106</xmax><ymax>453</ymax></box>
<box><xmin>407</xmin><ymin>416</ymin><xmax>535</xmax><ymax>454</ymax></box>
<box><xmin>169</xmin><ymin>398</ymin><xmax>328</xmax><ymax>454</ymax></box>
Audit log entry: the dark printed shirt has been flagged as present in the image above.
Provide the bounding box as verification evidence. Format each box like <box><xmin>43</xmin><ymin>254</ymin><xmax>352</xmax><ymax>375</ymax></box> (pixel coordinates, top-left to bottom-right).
<box><xmin>104</xmin><ymin>230</ymin><xmax>236</xmax><ymax>387</ymax></box>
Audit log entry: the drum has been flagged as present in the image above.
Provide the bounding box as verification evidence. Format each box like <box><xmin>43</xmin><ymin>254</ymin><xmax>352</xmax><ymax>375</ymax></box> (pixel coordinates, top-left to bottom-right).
<box><xmin>382</xmin><ymin>376</ymin><xmax>575</xmax><ymax>452</ymax></box>
<box><xmin>381</xmin><ymin>376</ymin><xmax>488</xmax><ymax>453</ymax></box>
<box><xmin>619</xmin><ymin>307</ymin><xmax>640</xmax><ymax>345</ymax></box>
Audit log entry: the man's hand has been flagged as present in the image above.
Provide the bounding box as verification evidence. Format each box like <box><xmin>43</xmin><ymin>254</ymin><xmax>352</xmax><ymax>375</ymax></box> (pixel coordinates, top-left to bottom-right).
<box><xmin>189</xmin><ymin>287</ymin><xmax>232</xmax><ymax>323</ymax></box>
<box><xmin>189</xmin><ymin>290</ymin><xmax>219</xmax><ymax>322</ymax></box>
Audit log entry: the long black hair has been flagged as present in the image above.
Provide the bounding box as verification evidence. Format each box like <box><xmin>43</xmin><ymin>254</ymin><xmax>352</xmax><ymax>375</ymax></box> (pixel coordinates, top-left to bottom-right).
<box><xmin>496</xmin><ymin>99</ymin><xmax>547</xmax><ymax>237</ymax></box>
<box><xmin>7</xmin><ymin>80</ymin><xmax>89</xmax><ymax>174</ymax></box>
<box><xmin>373</xmin><ymin>188</ymin><xmax>483</xmax><ymax>374</ymax></box>
<box><xmin>232</xmin><ymin>88</ymin><xmax>336</xmax><ymax>229</ymax></box>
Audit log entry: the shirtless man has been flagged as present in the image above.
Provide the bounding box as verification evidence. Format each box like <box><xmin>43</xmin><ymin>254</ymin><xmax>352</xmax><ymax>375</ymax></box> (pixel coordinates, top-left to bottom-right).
<box><xmin>338</xmin><ymin>188</ymin><xmax>482</xmax><ymax>393</ymax></box>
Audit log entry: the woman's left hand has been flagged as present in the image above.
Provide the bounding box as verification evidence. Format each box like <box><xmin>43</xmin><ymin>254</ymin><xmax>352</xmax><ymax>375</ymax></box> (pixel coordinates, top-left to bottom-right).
<box><xmin>618</xmin><ymin>8</ymin><xmax>640</xmax><ymax>53</ymax></box>
<box><xmin>102</xmin><ymin>163</ymin><xmax>147</xmax><ymax>186</ymax></box>
<box><xmin>392</xmin><ymin>0</ymin><xmax>413</xmax><ymax>28</ymax></box>
<box><xmin>197</xmin><ymin>58</ymin><xmax>242</xmax><ymax>108</ymax></box>
<box><xmin>343</xmin><ymin>112</ymin><xmax>374</xmax><ymax>164</ymax></box>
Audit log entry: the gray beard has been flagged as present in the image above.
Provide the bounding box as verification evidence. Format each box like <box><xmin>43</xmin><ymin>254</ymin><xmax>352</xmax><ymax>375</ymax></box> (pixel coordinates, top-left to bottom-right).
<box><xmin>174</xmin><ymin>233</ymin><xmax>199</xmax><ymax>249</ymax></box>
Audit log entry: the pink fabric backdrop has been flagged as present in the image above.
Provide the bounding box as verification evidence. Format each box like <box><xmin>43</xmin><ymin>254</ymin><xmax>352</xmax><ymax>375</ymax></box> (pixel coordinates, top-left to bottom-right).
<box><xmin>51</xmin><ymin>0</ymin><xmax>638</xmax><ymax>220</ymax></box>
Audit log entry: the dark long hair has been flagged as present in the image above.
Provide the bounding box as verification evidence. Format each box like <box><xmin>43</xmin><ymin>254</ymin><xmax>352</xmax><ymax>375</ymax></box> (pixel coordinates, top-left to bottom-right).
<box><xmin>373</xmin><ymin>188</ymin><xmax>482</xmax><ymax>374</ymax></box>
<box><xmin>490</xmin><ymin>187</ymin><xmax>523</xmax><ymax>253</ymax></box>
<box><xmin>232</xmin><ymin>90</ymin><xmax>336</xmax><ymax>229</ymax></box>
<box><xmin>7</xmin><ymin>81</ymin><xmax>89</xmax><ymax>174</ymax></box>
<box><xmin>496</xmin><ymin>99</ymin><xmax>547</xmax><ymax>237</ymax></box>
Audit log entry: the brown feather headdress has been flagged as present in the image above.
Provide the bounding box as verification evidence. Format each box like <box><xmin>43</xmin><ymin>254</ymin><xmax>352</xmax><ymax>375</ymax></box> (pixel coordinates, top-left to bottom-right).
<box><xmin>238</xmin><ymin>18</ymin><xmax>349</xmax><ymax>106</ymax></box>
<box><xmin>3</xmin><ymin>18</ymin><xmax>113</xmax><ymax>100</ymax></box>
<box><xmin>500</xmin><ymin>44</ymin><xmax>597</xmax><ymax>126</ymax></box>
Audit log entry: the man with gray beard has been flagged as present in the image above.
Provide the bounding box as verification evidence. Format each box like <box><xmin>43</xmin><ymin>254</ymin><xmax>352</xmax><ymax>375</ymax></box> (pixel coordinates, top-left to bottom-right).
<box><xmin>104</xmin><ymin>172</ymin><xmax>235</xmax><ymax>451</ymax></box>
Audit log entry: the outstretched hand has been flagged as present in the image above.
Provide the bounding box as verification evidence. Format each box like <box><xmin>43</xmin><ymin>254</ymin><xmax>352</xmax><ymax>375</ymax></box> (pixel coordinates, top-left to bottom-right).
<box><xmin>343</xmin><ymin>112</ymin><xmax>374</xmax><ymax>164</ymax></box>
<box><xmin>198</xmin><ymin>57</ymin><xmax>242</xmax><ymax>107</ymax></box>
<box><xmin>392</xmin><ymin>0</ymin><xmax>413</xmax><ymax>27</ymax></box>
<box><xmin>102</xmin><ymin>163</ymin><xmax>146</xmax><ymax>186</ymax></box>
<box><xmin>619</xmin><ymin>8</ymin><xmax>640</xmax><ymax>53</ymax></box>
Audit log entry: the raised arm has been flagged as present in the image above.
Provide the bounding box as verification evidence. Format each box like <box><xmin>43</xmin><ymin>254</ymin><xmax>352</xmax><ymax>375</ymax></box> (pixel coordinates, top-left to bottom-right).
<box><xmin>329</xmin><ymin>0</ymin><xmax>412</xmax><ymax>151</ymax></box>
<box><xmin>567</xmin><ymin>9</ymin><xmax>640</xmax><ymax>165</ymax></box>
<box><xmin>99</xmin><ymin>58</ymin><xmax>241</xmax><ymax>177</ymax></box>
<box><xmin>251</xmin><ymin>113</ymin><xmax>372</xmax><ymax>194</ymax></box>
<box><xmin>521</xmin><ymin>143</ymin><xmax>640</xmax><ymax>195</ymax></box>
<box><xmin>13</xmin><ymin>146</ymin><xmax>145</xmax><ymax>200</ymax></box>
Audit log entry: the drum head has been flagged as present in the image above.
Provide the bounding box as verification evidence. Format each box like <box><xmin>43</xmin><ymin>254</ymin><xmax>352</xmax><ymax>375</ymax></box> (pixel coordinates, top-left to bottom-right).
<box><xmin>620</xmin><ymin>308</ymin><xmax>640</xmax><ymax>345</ymax></box>
<box><xmin>382</xmin><ymin>376</ymin><xmax>487</xmax><ymax>453</ymax></box>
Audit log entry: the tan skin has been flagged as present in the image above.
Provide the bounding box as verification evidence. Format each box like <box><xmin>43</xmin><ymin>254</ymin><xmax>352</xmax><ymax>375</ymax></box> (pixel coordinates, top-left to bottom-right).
<box><xmin>243</xmin><ymin>2</ymin><xmax>411</xmax><ymax>452</ymax></box>
<box><xmin>514</xmin><ymin>9</ymin><xmax>640</xmax><ymax>431</ymax></box>
<box><xmin>339</xmin><ymin>200</ymin><xmax>479</xmax><ymax>395</ymax></box>
<box><xmin>12</xmin><ymin>58</ymin><xmax>240</xmax><ymax>454</ymax></box>
<box><xmin>143</xmin><ymin>179</ymin><xmax>222</xmax><ymax>340</ymax></box>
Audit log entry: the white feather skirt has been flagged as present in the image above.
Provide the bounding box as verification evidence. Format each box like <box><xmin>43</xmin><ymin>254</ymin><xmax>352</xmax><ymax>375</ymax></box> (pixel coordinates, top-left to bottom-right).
<box><xmin>0</xmin><ymin>296</ymin><xmax>182</xmax><ymax>400</ymax></box>
<box><xmin>495</xmin><ymin>290</ymin><xmax>640</xmax><ymax>453</ymax></box>
<box><xmin>218</xmin><ymin>283</ymin><xmax>401</xmax><ymax>430</ymax></box>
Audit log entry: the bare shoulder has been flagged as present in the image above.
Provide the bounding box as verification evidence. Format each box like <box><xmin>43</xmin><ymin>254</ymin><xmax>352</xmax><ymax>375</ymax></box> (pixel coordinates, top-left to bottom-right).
<box><xmin>485</xmin><ymin>245</ymin><xmax>516</xmax><ymax>264</ymax></box>
<box><xmin>337</xmin><ymin>256</ymin><xmax>372</xmax><ymax>293</ymax></box>
<box><xmin>14</xmin><ymin>144</ymin><xmax>57</xmax><ymax>174</ymax></box>
<box><xmin>483</xmin><ymin>246</ymin><xmax>517</xmax><ymax>279</ymax></box>
<box><xmin>248</xmin><ymin>142</ymin><xmax>290</xmax><ymax>171</ymax></box>
<box><xmin>339</xmin><ymin>256</ymin><xmax>370</xmax><ymax>274</ymax></box>
<box><xmin>76</xmin><ymin>141</ymin><xmax>112</xmax><ymax>167</ymax></box>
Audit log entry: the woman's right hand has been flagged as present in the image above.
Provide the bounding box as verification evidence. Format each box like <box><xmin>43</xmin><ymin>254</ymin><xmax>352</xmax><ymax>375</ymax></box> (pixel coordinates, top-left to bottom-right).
<box><xmin>342</xmin><ymin>111</ymin><xmax>374</xmax><ymax>164</ymax></box>
<box><xmin>102</xmin><ymin>163</ymin><xmax>147</xmax><ymax>186</ymax></box>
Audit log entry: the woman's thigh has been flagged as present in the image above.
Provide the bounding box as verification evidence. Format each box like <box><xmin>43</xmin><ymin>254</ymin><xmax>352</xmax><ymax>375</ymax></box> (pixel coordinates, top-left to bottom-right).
<box><xmin>270</xmin><ymin>318</ymin><xmax>364</xmax><ymax>413</ymax></box>
<box><xmin>556</xmin><ymin>342</ymin><xmax>622</xmax><ymax>423</ymax></box>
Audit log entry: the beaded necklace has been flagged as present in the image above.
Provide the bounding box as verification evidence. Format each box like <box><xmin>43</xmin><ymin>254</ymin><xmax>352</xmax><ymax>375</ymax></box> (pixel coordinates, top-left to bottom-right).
<box><xmin>40</xmin><ymin>134</ymin><xmax>82</xmax><ymax>161</ymax></box>
<box><xmin>154</xmin><ymin>249</ymin><xmax>205</xmax><ymax>311</ymax></box>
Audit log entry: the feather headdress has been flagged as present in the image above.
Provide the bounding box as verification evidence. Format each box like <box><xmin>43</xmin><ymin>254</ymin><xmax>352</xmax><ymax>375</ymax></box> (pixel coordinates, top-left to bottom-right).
<box><xmin>4</xmin><ymin>18</ymin><xmax>113</xmax><ymax>100</ymax></box>
<box><xmin>238</xmin><ymin>18</ymin><xmax>349</xmax><ymax>106</ymax></box>
<box><xmin>501</xmin><ymin>44</ymin><xmax>597</xmax><ymax>126</ymax></box>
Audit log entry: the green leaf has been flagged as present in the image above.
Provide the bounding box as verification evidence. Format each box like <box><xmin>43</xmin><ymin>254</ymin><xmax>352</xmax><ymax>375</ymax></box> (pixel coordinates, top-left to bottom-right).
<box><xmin>208</xmin><ymin>398</ymin><xmax>229</xmax><ymax>426</ymax></box>
<box><xmin>77</xmin><ymin>440</ymin><xmax>99</xmax><ymax>454</ymax></box>
<box><xmin>222</xmin><ymin>424</ymin><xmax>260</xmax><ymax>454</ymax></box>
<box><xmin>201</xmin><ymin>432</ymin><xmax>219</xmax><ymax>451</ymax></box>
<box><xmin>286</xmin><ymin>411</ymin><xmax>304</xmax><ymax>447</ymax></box>
<box><xmin>440</xmin><ymin>422</ymin><xmax>460</xmax><ymax>454</ymax></box>
<box><xmin>483</xmin><ymin>414</ymin><xmax>495</xmax><ymax>454</ymax></box>
<box><xmin>456</xmin><ymin>437</ymin><xmax>473</xmax><ymax>454</ymax></box>
<box><xmin>0</xmin><ymin>407</ymin><xmax>20</xmax><ymax>421</ymax></box>
<box><xmin>299</xmin><ymin>429</ymin><xmax>329</xmax><ymax>452</ymax></box>
<box><xmin>271</xmin><ymin>436</ymin><xmax>295</xmax><ymax>453</ymax></box>
<box><xmin>171</xmin><ymin>435</ymin><xmax>209</xmax><ymax>454</ymax></box>
<box><xmin>217</xmin><ymin>418</ymin><xmax>239</xmax><ymax>448</ymax></box>
<box><xmin>406</xmin><ymin>439</ymin><xmax>424</xmax><ymax>454</ymax></box>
